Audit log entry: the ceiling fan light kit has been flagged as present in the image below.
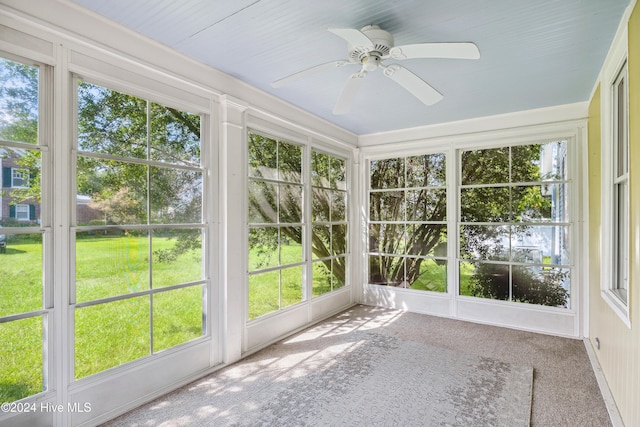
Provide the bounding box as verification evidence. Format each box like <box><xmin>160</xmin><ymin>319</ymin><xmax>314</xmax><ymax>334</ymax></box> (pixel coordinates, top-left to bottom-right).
<box><xmin>272</xmin><ymin>24</ymin><xmax>479</xmax><ymax>114</ymax></box>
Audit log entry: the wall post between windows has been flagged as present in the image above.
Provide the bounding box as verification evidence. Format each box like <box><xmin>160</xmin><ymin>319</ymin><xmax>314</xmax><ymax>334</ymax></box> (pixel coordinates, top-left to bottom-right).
<box><xmin>219</xmin><ymin>94</ymin><xmax>248</xmax><ymax>364</ymax></box>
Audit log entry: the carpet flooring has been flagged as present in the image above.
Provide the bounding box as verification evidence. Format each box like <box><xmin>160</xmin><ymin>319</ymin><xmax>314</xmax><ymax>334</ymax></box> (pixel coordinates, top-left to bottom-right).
<box><xmin>103</xmin><ymin>305</ymin><xmax>611</xmax><ymax>427</ymax></box>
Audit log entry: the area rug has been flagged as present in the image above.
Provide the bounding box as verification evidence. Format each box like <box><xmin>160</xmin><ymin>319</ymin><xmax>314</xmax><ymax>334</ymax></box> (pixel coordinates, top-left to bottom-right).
<box><xmin>104</xmin><ymin>330</ymin><xmax>532</xmax><ymax>426</ymax></box>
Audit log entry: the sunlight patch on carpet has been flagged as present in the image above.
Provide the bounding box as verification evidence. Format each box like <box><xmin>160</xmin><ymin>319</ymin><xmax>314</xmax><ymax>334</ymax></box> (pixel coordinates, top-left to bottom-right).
<box><xmin>104</xmin><ymin>330</ymin><xmax>532</xmax><ymax>426</ymax></box>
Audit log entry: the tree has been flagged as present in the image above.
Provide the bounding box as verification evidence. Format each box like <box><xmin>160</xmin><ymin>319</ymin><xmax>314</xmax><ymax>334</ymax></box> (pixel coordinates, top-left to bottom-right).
<box><xmin>0</xmin><ymin>58</ymin><xmax>41</xmax><ymax>205</ymax></box>
<box><xmin>247</xmin><ymin>133</ymin><xmax>348</xmax><ymax>283</ymax></box>
<box><xmin>369</xmin><ymin>144</ymin><xmax>568</xmax><ymax>307</ymax></box>
<box><xmin>1</xmin><ymin>60</ymin><xmax>202</xmax><ymax>250</ymax></box>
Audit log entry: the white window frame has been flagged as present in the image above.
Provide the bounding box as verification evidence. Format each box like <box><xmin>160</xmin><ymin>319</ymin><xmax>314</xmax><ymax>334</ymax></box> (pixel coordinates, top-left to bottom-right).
<box><xmin>600</xmin><ymin>24</ymin><xmax>630</xmax><ymax>327</ymax></box>
<box><xmin>15</xmin><ymin>203</ymin><xmax>30</xmax><ymax>220</ymax></box>
<box><xmin>11</xmin><ymin>168</ymin><xmax>29</xmax><ymax>188</ymax></box>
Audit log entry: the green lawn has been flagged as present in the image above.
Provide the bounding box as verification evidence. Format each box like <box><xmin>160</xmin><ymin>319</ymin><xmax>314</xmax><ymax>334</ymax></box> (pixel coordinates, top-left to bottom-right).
<box><xmin>1</xmin><ymin>234</ymin><xmax>203</xmax><ymax>403</ymax></box>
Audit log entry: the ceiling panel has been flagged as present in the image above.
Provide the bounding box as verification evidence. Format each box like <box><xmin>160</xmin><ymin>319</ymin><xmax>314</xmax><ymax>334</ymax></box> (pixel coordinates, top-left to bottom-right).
<box><xmin>72</xmin><ymin>0</ymin><xmax>630</xmax><ymax>135</ymax></box>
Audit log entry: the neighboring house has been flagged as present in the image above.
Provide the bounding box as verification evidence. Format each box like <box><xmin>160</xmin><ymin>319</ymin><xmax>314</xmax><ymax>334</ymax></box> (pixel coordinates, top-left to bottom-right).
<box><xmin>76</xmin><ymin>194</ymin><xmax>103</xmax><ymax>224</ymax></box>
<box><xmin>1</xmin><ymin>154</ymin><xmax>102</xmax><ymax>225</ymax></box>
<box><xmin>0</xmin><ymin>153</ymin><xmax>39</xmax><ymax>225</ymax></box>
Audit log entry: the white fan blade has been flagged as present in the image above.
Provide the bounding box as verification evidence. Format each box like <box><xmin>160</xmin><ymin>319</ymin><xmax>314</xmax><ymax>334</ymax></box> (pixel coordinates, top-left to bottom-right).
<box><xmin>388</xmin><ymin>42</ymin><xmax>480</xmax><ymax>60</ymax></box>
<box><xmin>382</xmin><ymin>64</ymin><xmax>443</xmax><ymax>106</ymax></box>
<box><xmin>333</xmin><ymin>72</ymin><xmax>366</xmax><ymax>115</ymax></box>
<box><xmin>328</xmin><ymin>28</ymin><xmax>374</xmax><ymax>49</ymax></box>
<box><xmin>272</xmin><ymin>60</ymin><xmax>351</xmax><ymax>88</ymax></box>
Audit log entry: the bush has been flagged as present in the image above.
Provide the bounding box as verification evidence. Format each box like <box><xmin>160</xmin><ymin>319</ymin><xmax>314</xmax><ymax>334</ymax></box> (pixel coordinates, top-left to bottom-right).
<box><xmin>470</xmin><ymin>262</ymin><xmax>568</xmax><ymax>307</ymax></box>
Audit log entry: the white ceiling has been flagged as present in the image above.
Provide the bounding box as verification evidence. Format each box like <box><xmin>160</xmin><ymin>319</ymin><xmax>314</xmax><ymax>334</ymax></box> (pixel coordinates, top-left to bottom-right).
<box><xmin>70</xmin><ymin>0</ymin><xmax>629</xmax><ymax>135</ymax></box>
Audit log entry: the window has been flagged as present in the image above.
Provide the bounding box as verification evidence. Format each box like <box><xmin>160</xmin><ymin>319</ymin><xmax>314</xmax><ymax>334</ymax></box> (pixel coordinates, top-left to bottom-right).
<box><xmin>367</xmin><ymin>153</ymin><xmax>448</xmax><ymax>292</ymax></box>
<box><xmin>73</xmin><ymin>80</ymin><xmax>206</xmax><ymax>379</ymax></box>
<box><xmin>311</xmin><ymin>150</ymin><xmax>348</xmax><ymax>296</ymax></box>
<box><xmin>14</xmin><ymin>204</ymin><xmax>30</xmax><ymax>220</ymax></box>
<box><xmin>0</xmin><ymin>56</ymin><xmax>48</xmax><ymax>404</ymax></box>
<box><xmin>611</xmin><ymin>62</ymin><xmax>629</xmax><ymax>305</ymax></box>
<box><xmin>247</xmin><ymin>132</ymin><xmax>305</xmax><ymax>319</ymax></box>
<box><xmin>600</xmin><ymin>24</ymin><xmax>630</xmax><ymax>324</ymax></box>
<box><xmin>458</xmin><ymin>142</ymin><xmax>571</xmax><ymax>308</ymax></box>
<box><xmin>11</xmin><ymin>168</ymin><xmax>29</xmax><ymax>187</ymax></box>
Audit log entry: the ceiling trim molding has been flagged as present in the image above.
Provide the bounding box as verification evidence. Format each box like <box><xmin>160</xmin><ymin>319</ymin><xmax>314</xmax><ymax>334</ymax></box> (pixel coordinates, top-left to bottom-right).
<box><xmin>357</xmin><ymin>101</ymin><xmax>589</xmax><ymax>147</ymax></box>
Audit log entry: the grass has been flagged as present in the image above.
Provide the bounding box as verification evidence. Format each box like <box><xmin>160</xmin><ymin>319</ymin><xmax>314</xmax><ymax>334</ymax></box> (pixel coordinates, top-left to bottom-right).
<box><xmin>1</xmin><ymin>234</ymin><xmax>204</xmax><ymax>403</ymax></box>
<box><xmin>410</xmin><ymin>259</ymin><xmax>447</xmax><ymax>292</ymax></box>
<box><xmin>247</xmin><ymin>243</ymin><xmax>347</xmax><ymax>319</ymax></box>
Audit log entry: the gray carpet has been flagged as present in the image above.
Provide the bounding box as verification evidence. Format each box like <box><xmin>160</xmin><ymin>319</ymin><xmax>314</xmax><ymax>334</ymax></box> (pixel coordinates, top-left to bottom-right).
<box><xmin>104</xmin><ymin>314</ymin><xmax>533</xmax><ymax>426</ymax></box>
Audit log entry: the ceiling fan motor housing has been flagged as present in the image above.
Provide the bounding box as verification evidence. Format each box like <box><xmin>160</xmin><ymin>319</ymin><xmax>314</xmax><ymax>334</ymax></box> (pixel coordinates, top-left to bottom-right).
<box><xmin>348</xmin><ymin>24</ymin><xmax>394</xmax><ymax>62</ymax></box>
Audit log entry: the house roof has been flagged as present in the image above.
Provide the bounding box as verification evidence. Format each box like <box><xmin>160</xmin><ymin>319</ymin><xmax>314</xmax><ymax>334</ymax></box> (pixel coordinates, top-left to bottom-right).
<box><xmin>70</xmin><ymin>0</ymin><xmax>630</xmax><ymax>135</ymax></box>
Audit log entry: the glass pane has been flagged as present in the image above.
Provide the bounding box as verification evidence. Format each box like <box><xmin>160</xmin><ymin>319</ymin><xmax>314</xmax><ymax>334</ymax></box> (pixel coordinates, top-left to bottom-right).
<box><xmin>615</xmin><ymin>181</ymin><xmax>628</xmax><ymax>297</ymax></box>
<box><xmin>406</xmin><ymin>153</ymin><xmax>446</xmax><ymax>188</ymax></box>
<box><xmin>280</xmin><ymin>227</ymin><xmax>303</xmax><ymax>266</ymax></box>
<box><xmin>512</xmin><ymin>266</ymin><xmax>569</xmax><ymax>308</ymax></box>
<box><xmin>406</xmin><ymin>258</ymin><xmax>446</xmax><ymax>292</ymax></box>
<box><xmin>77</xmin><ymin>82</ymin><xmax>146</xmax><ymax>158</ymax></box>
<box><xmin>311</xmin><ymin>151</ymin><xmax>329</xmax><ymax>188</ymax></box>
<box><xmin>368</xmin><ymin>255</ymin><xmax>404</xmax><ymax>286</ymax></box>
<box><xmin>332</xmin><ymin>257</ymin><xmax>347</xmax><ymax>290</ymax></box>
<box><xmin>330</xmin><ymin>156</ymin><xmax>346</xmax><ymax>190</ymax></box>
<box><xmin>76</xmin><ymin>230</ymin><xmax>150</xmax><ymax>302</ymax></box>
<box><xmin>370</xmin><ymin>190</ymin><xmax>405</xmax><ymax>221</ymax></box>
<box><xmin>0</xmin><ymin>58</ymin><xmax>38</xmax><ymax>145</ymax></box>
<box><xmin>248</xmin><ymin>227</ymin><xmax>279</xmax><ymax>271</ymax></box>
<box><xmin>150</xmin><ymin>167</ymin><xmax>202</xmax><ymax>224</ymax></box>
<box><xmin>281</xmin><ymin>266</ymin><xmax>303</xmax><ymax>308</ymax></box>
<box><xmin>406</xmin><ymin>188</ymin><xmax>446</xmax><ymax>221</ymax></box>
<box><xmin>460</xmin><ymin>187</ymin><xmax>510</xmax><ymax>222</ymax></box>
<box><xmin>465</xmin><ymin>262</ymin><xmax>510</xmax><ymax>301</ymax></box>
<box><xmin>512</xmin><ymin>141</ymin><xmax>567</xmax><ymax>182</ymax></box>
<box><xmin>616</xmin><ymin>75</ymin><xmax>628</xmax><ymax>176</ymax></box>
<box><xmin>279</xmin><ymin>184</ymin><xmax>302</xmax><ymax>223</ymax></box>
<box><xmin>331</xmin><ymin>190</ymin><xmax>346</xmax><ymax>222</ymax></box>
<box><xmin>511</xmin><ymin>225</ymin><xmax>570</xmax><ymax>265</ymax></box>
<box><xmin>460</xmin><ymin>225</ymin><xmax>510</xmax><ymax>261</ymax></box>
<box><xmin>458</xmin><ymin>261</ymin><xmax>476</xmax><ymax>296</ymax></box>
<box><xmin>75</xmin><ymin>297</ymin><xmax>150</xmax><ymax>379</ymax></box>
<box><xmin>461</xmin><ymin>148</ymin><xmax>509</xmax><ymax>185</ymax></box>
<box><xmin>153</xmin><ymin>286</ymin><xmax>203</xmax><ymax>352</ymax></box>
<box><xmin>370</xmin><ymin>158</ymin><xmax>404</xmax><ymax>189</ymax></box>
<box><xmin>278</xmin><ymin>141</ymin><xmax>302</xmax><ymax>183</ymax></box>
<box><xmin>0</xmin><ymin>233</ymin><xmax>42</xmax><ymax>317</ymax></box>
<box><xmin>152</xmin><ymin>228</ymin><xmax>202</xmax><ymax>287</ymax></box>
<box><xmin>311</xmin><ymin>188</ymin><xmax>330</xmax><ymax>222</ymax></box>
<box><xmin>248</xmin><ymin>133</ymin><xmax>277</xmax><ymax>180</ymax></box>
<box><xmin>149</xmin><ymin>103</ymin><xmax>200</xmax><ymax>166</ymax></box>
<box><xmin>0</xmin><ymin>316</ymin><xmax>43</xmax><ymax>403</ymax></box>
<box><xmin>512</xmin><ymin>185</ymin><xmax>567</xmax><ymax>222</ymax></box>
<box><xmin>77</xmin><ymin>157</ymin><xmax>148</xmax><ymax>225</ymax></box>
<box><xmin>405</xmin><ymin>224</ymin><xmax>446</xmax><ymax>257</ymax></box>
<box><xmin>248</xmin><ymin>180</ymin><xmax>277</xmax><ymax>224</ymax></box>
<box><xmin>311</xmin><ymin>225</ymin><xmax>330</xmax><ymax>260</ymax></box>
<box><xmin>331</xmin><ymin>224</ymin><xmax>347</xmax><ymax>256</ymax></box>
<box><xmin>312</xmin><ymin>261</ymin><xmax>331</xmax><ymax>297</ymax></box>
<box><xmin>248</xmin><ymin>271</ymin><xmax>279</xmax><ymax>320</ymax></box>
<box><xmin>368</xmin><ymin>223</ymin><xmax>404</xmax><ymax>255</ymax></box>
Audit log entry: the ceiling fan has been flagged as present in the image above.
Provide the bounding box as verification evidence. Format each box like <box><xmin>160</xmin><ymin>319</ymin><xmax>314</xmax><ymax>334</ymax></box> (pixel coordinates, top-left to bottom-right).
<box><xmin>272</xmin><ymin>25</ymin><xmax>480</xmax><ymax>114</ymax></box>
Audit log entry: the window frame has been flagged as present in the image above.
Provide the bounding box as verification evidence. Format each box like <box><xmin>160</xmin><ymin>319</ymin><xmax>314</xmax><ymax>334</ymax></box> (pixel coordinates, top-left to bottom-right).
<box><xmin>0</xmin><ymin>52</ymin><xmax>52</xmax><ymax>404</ymax></box>
<box><xmin>245</xmin><ymin>125</ymin><xmax>352</xmax><ymax>322</ymax></box>
<box><xmin>365</xmin><ymin>150</ymin><xmax>449</xmax><ymax>293</ymax></box>
<box><xmin>11</xmin><ymin>168</ymin><xmax>30</xmax><ymax>188</ymax></box>
<box><xmin>599</xmin><ymin>24</ymin><xmax>630</xmax><ymax>326</ymax></box>
<box><xmin>457</xmin><ymin>141</ymin><xmax>573</xmax><ymax>309</ymax></box>
<box><xmin>70</xmin><ymin>75</ymin><xmax>211</xmax><ymax>380</ymax></box>
<box><xmin>14</xmin><ymin>203</ymin><xmax>31</xmax><ymax>220</ymax></box>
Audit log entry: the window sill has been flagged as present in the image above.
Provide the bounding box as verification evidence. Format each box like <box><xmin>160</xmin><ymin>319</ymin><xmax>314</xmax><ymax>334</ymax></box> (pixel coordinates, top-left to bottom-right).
<box><xmin>601</xmin><ymin>290</ymin><xmax>631</xmax><ymax>329</ymax></box>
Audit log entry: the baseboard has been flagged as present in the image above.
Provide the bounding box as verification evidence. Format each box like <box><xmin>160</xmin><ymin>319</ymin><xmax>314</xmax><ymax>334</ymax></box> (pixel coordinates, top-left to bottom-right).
<box><xmin>583</xmin><ymin>338</ymin><xmax>625</xmax><ymax>427</ymax></box>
